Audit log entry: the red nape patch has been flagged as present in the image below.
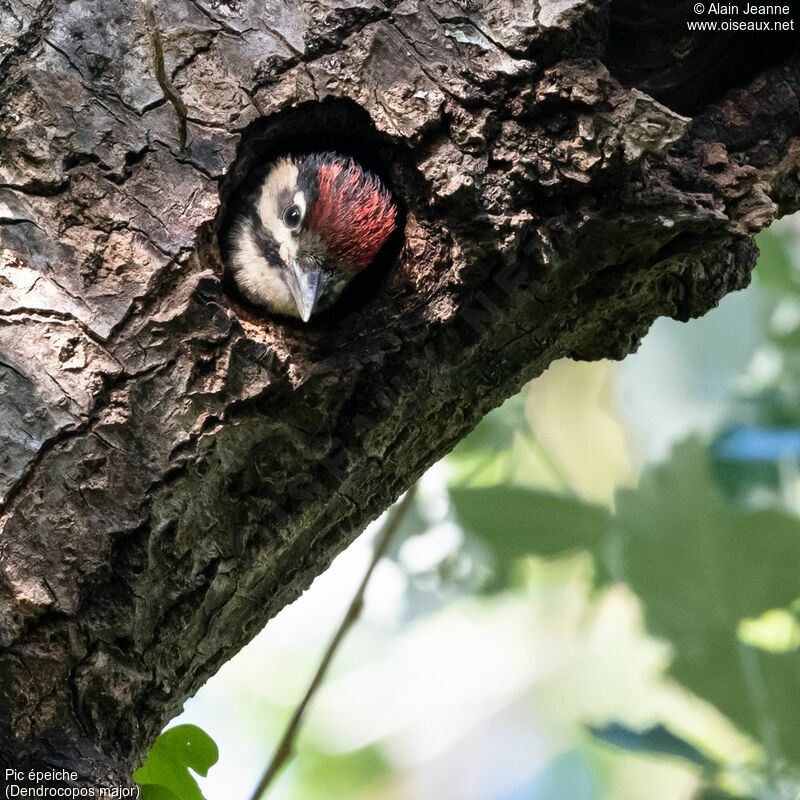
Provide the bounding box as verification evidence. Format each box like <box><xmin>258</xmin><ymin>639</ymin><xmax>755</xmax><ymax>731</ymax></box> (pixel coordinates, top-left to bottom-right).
<box><xmin>307</xmin><ymin>158</ymin><xmax>397</xmax><ymax>273</ymax></box>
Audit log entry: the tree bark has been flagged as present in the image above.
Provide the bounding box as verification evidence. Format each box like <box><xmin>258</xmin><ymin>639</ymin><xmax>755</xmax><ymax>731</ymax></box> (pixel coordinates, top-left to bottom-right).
<box><xmin>0</xmin><ymin>0</ymin><xmax>798</xmax><ymax>786</ymax></box>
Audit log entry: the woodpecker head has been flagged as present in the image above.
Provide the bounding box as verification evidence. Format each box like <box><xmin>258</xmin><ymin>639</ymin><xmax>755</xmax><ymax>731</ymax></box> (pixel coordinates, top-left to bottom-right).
<box><xmin>228</xmin><ymin>152</ymin><xmax>397</xmax><ymax>321</ymax></box>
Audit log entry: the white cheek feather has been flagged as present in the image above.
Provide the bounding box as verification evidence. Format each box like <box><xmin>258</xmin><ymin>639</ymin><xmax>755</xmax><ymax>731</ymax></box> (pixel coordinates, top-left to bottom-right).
<box><xmin>293</xmin><ymin>190</ymin><xmax>306</xmax><ymax>218</ymax></box>
<box><xmin>230</xmin><ymin>217</ymin><xmax>296</xmax><ymax>315</ymax></box>
<box><xmin>258</xmin><ymin>157</ymin><xmax>300</xmax><ymax>263</ymax></box>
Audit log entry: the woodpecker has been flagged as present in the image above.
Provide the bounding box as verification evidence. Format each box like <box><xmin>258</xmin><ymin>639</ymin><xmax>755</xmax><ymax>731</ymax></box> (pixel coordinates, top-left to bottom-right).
<box><xmin>228</xmin><ymin>151</ymin><xmax>397</xmax><ymax>321</ymax></box>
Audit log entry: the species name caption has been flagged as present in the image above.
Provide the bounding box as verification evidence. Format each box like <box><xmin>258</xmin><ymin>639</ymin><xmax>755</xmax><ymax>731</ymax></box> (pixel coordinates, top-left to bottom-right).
<box><xmin>687</xmin><ymin>3</ymin><xmax>795</xmax><ymax>30</ymax></box>
<box><xmin>3</xmin><ymin>770</ymin><xmax>139</xmax><ymax>798</ymax></box>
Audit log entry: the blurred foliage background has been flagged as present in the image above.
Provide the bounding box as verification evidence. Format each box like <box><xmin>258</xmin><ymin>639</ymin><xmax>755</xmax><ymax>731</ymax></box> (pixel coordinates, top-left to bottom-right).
<box><xmin>170</xmin><ymin>214</ymin><xmax>800</xmax><ymax>800</ymax></box>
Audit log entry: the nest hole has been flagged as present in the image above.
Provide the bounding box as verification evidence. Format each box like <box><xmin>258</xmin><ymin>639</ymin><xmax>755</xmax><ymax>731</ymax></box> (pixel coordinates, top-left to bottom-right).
<box><xmin>214</xmin><ymin>98</ymin><xmax>410</xmax><ymax>330</ymax></box>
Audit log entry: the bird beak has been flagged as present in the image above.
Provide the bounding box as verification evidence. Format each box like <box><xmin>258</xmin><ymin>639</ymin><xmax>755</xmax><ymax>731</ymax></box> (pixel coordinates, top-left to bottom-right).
<box><xmin>286</xmin><ymin>257</ymin><xmax>323</xmax><ymax>322</ymax></box>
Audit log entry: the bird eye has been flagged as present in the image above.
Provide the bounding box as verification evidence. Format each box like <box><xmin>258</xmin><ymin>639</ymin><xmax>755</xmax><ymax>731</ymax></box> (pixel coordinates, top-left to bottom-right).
<box><xmin>282</xmin><ymin>204</ymin><xmax>302</xmax><ymax>229</ymax></box>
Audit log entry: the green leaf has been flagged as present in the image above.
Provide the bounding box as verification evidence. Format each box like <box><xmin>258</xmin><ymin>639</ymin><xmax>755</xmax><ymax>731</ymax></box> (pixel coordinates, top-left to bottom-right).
<box><xmin>134</xmin><ymin>724</ymin><xmax>219</xmax><ymax>800</ymax></box>
<box><xmin>611</xmin><ymin>439</ymin><xmax>800</xmax><ymax>763</ymax></box>
<box><xmin>754</xmin><ymin>228</ymin><xmax>799</xmax><ymax>296</ymax></box>
<box><xmin>613</xmin><ymin>439</ymin><xmax>800</xmax><ymax>636</ymax></box>
<box><xmin>587</xmin><ymin>722</ymin><xmax>713</xmax><ymax>767</ymax></box>
<box><xmin>450</xmin><ymin>485</ymin><xmax>611</xmax><ymax>587</ymax></box>
<box><xmin>736</xmin><ymin>644</ymin><xmax>800</xmax><ymax>764</ymax></box>
<box><xmin>692</xmin><ymin>791</ymin><xmax>755</xmax><ymax>800</ymax></box>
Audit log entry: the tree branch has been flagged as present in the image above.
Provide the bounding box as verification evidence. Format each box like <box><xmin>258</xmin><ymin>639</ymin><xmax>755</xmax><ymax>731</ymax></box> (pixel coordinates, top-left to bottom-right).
<box><xmin>249</xmin><ymin>486</ymin><xmax>417</xmax><ymax>800</ymax></box>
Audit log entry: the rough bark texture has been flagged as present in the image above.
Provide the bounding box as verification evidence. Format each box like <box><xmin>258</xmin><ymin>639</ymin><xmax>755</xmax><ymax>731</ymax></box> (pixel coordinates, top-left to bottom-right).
<box><xmin>0</xmin><ymin>0</ymin><xmax>799</xmax><ymax>786</ymax></box>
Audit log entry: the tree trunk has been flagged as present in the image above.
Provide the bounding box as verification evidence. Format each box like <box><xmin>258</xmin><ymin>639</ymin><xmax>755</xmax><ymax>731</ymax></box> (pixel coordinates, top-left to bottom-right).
<box><xmin>0</xmin><ymin>0</ymin><xmax>798</xmax><ymax>786</ymax></box>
